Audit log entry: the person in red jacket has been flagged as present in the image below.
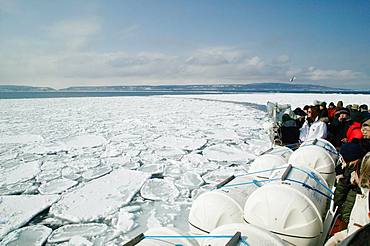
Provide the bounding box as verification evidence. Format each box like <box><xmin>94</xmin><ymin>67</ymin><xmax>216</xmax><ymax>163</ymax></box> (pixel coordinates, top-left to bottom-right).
<box><xmin>328</xmin><ymin>102</ymin><xmax>336</xmax><ymax>122</ymax></box>
<box><xmin>346</xmin><ymin>121</ymin><xmax>363</xmax><ymax>142</ymax></box>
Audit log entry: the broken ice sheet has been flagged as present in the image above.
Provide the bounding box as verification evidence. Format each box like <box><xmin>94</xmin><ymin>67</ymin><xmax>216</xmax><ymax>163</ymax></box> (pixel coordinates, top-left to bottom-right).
<box><xmin>0</xmin><ymin>134</ymin><xmax>44</xmax><ymax>144</ymax></box>
<box><xmin>138</xmin><ymin>164</ymin><xmax>164</xmax><ymax>176</ymax></box>
<box><xmin>140</xmin><ymin>178</ymin><xmax>180</xmax><ymax>201</ymax></box>
<box><xmin>65</xmin><ymin>135</ymin><xmax>107</xmax><ymax>149</ymax></box>
<box><xmin>50</xmin><ymin>169</ymin><xmax>150</xmax><ymax>222</ymax></box>
<box><xmin>0</xmin><ymin>160</ymin><xmax>40</xmax><ymax>187</ymax></box>
<box><xmin>47</xmin><ymin>223</ymin><xmax>108</xmax><ymax>243</ymax></box>
<box><xmin>154</xmin><ymin>136</ymin><xmax>206</xmax><ymax>151</ymax></box>
<box><xmin>38</xmin><ymin>178</ymin><xmax>78</xmax><ymax>195</ymax></box>
<box><xmin>202</xmin><ymin>143</ymin><xmax>252</xmax><ymax>162</ymax></box>
<box><xmin>81</xmin><ymin>165</ymin><xmax>113</xmax><ymax>181</ymax></box>
<box><xmin>0</xmin><ymin>194</ymin><xmax>59</xmax><ymax>239</ymax></box>
<box><xmin>0</xmin><ymin>225</ymin><xmax>51</xmax><ymax>246</ymax></box>
<box><xmin>177</xmin><ymin>172</ymin><xmax>204</xmax><ymax>189</ymax></box>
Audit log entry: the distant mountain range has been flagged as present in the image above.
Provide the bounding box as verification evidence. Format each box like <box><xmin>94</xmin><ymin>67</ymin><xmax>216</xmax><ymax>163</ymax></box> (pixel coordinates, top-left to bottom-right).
<box><xmin>0</xmin><ymin>83</ymin><xmax>362</xmax><ymax>93</ymax></box>
<box><xmin>0</xmin><ymin>85</ymin><xmax>56</xmax><ymax>92</ymax></box>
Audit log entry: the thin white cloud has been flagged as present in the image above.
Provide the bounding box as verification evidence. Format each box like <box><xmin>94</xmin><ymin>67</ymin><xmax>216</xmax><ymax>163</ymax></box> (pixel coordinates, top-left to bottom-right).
<box><xmin>0</xmin><ymin>44</ymin><xmax>368</xmax><ymax>88</ymax></box>
<box><xmin>303</xmin><ymin>67</ymin><xmax>364</xmax><ymax>81</ymax></box>
<box><xmin>47</xmin><ymin>19</ymin><xmax>101</xmax><ymax>50</ymax></box>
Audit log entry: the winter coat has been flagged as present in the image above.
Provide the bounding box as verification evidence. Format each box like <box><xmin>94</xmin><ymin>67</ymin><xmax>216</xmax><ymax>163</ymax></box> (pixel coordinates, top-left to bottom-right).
<box><xmin>299</xmin><ymin>117</ymin><xmax>328</xmax><ymax>142</ymax></box>
<box><xmin>325</xmin><ymin>190</ymin><xmax>370</xmax><ymax>246</ymax></box>
<box><xmin>334</xmin><ymin>165</ymin><xmax>362</xmax><ymax>225</ymax></box>
<box><xmin>328</xmin><ymin>108</ymin><xmax>336</xmax><ymax>122</ymax></box>
<box><xmin>346</xmin><ymin>122</ymin><xmax>363</xmax><ymax>142</ymax></box>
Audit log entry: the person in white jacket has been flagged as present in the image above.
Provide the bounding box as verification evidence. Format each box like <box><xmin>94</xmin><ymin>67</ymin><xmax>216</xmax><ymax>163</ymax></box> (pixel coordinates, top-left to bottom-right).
<box><xmin>325</xmin><ymin>152</ymin><xmax>370</xmax><ymax>245</ymax></box>
<box><xmin>299</xmin><ymin>105</ymin><xmax>328</xmax><ymax>142</ymax></box>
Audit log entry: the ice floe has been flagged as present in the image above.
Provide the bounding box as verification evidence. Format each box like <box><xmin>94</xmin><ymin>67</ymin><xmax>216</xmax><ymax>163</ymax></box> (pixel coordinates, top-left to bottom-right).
<box><xmin>138</xmin><ymin>164</ymin><xmax>164</xmax><ymax>176</ymax></box>
<box><xmin>0</xmin><ymin>134</ymin><xmax>44</xmax><ymax>144</ymax></box>
<box><xmin>0</xmin><ymin>194</ymin><xmax>59</xmax><ymax>239</ymax></box>
<box><xmin>65</xmin><ymin>135</ymin><xmax>107</xmax><ymax>149</ymax></box>
<box><xmin>38</xmin><ymin>178</ymin><xmax>78</xmax><ymax>194</ymax></box>
<box><xmin>23</xmin><ymin>142</ymin><xmax>69</xmax><ymax>155</ymax></box>
<box><xmin>50</xmin><ymin>169</ymin><xmax>150</xmax><ymax>222</ymax></box>
<box><xmin>0</xmin><ymin>160</ymin><xmax>40</xmax><ymax>187</ymax></box>
<box><xmin>202</xmin><ymin>144</ymin><xmax>253</xmax><ymax>163</ymax></box>
<box><xmin>81</xmin><ymin>165</ymin><xmax>112</xmax><ymax>181</ymax></box>
<box><xmin>47</xmin><ymin>223</ymin><xmax>108</xmax><ymax>243</ymax></box>
<box><xmin>111</xmin><ymin>207</ymin><xmax>139</xmax><ymax>235</ymax></box>
<box><xmin>0</xmin><ymin>225</ymin><xmax>51</xmax><ymax>246</ymax></box>
<box><xmin>140</xmin><ymin>178</ymin><xmax>180</xmax><ymax>201</ymax></box>
<box><xmin>177</xmin><ymin>172</ymin><xmax>205</xmax><ymax>189</ymax></box>
<box><xmin>154</xmin><ymin>136</ymin><xmax>207</xmax><ymax>151</ymax></box>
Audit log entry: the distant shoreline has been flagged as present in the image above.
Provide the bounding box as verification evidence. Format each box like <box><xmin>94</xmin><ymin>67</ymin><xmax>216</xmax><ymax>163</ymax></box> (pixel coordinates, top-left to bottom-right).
<box><xmin>1</xmin><ymin>90</ymin><xmax>369</xmax><ymax>100</ymax></box>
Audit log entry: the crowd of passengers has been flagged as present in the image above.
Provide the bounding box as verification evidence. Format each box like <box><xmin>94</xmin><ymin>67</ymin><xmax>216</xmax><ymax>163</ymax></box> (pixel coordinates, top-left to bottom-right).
<box><xmin>278</xmin><ymin>101</ymin><xmax>370</xmax><ymax>245</ymax></box>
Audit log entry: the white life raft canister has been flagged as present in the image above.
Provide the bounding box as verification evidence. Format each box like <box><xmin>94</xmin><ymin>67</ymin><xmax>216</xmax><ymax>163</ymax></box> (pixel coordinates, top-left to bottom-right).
<box><xmin>188</xmin><ymin>175</ymin><xmax>260</xmax><ymax>235</ymax></box>
<box><xmin>248</xmin><ymin>153</ymin><xmax>287</xmax><ymax>179</ymax></box>
<box><xmin>301</xmin><ymin>138</ymin><xmax>339</xmax><ymax>163</ymax></box>
<box><xmin>201</xmin><ymin>223</ymin><xmax>286</xmax><ymax>246</ymax></box>
<box><xmin>288</xmin><ymin>142</ymin><xmax>336</xmax><ymax>188</ymax></box>
<box><xmin>244</xmin><ymin>165</ymin><xmax>331</xmax><ymax>246</ymax></box>
<box><xmin>137</xmin><ymin>227</ymin><xmax>199</xmax><ymax>246</ymax></box>
<box><xmin>262</xmin><ymin>146</ymin><xmax>293</xmax><ymax>162</ymax></box>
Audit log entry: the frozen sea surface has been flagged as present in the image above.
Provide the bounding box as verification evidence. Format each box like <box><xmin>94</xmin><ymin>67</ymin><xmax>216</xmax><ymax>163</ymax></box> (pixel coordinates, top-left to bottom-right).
<box><xmin>1</xmin><ymin>93</ymin><xmax>368</xmax><ymax>244</ymax></box>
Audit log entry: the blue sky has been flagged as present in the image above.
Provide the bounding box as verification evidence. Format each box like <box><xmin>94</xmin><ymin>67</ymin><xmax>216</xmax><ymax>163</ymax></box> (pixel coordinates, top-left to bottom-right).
<box><xmin>0</xmin><ymin>0</ymin><xmax>369</xmax><ymax>89</ymax></box>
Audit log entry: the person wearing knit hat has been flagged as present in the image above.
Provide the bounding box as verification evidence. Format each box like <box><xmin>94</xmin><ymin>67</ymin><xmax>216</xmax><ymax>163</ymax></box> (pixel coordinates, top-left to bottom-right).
<box><xmin>319</xmin><ymin>101</ymin><xmax>329</xmax><ymax>122</ymax></box>
<box><xmin>340</xmin><ymin>142</ymin><xmax>366</xmax><ymax>164</ymax></box>
<box><xmin>351</xmin><ymin>104</ymin><xmax>363</xmax><ymax>123</ymax></box>
<box><xmin>335</xmin><ymin>107</ymin><xmax>350</xmax><ymax>116</ymax></box>
<box><xmin>333</xmin><ymin>142</ymin><xmax>366</xmax><ymax>231</ymax></box>
<box><xmin>330</xmin><ymin>107</ymin><xmax>353</xmax><ymax>148</ymax></box>
<box><xmin>328</xmin><ymin>102</ymin><xmax>336</xmax><ymax>122</ymax></box>
<box><xmin>359</xmin><ymin>104</ymin><xmax>368</xmax><ymax>112</ymax></box>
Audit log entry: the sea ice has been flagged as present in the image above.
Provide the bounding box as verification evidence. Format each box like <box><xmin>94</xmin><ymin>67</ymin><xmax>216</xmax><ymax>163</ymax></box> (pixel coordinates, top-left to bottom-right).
<box><xmin>23</xmin><ymin>142</ymin><xmax>69</xmax><ymax>155</ymax></box>
<box><xmin>153</xmin><ymin>147</ymin><xmax>186</xmax><ymax>160</ymax></box>
<box><xmin>111</xmin><ymin>208</ymin><xmax>137</xmax><ymax>234</ymax></box>
<box><xmin>47</xmin><ymin>223</ymin><xmax>108</xmax><ymax>243</ymax></box>
<box><xmin>65</xmin><ymin>135</ymin><xmax>107</xmax><ymax>149</ymax></box>
<box><xmin>0</xmin><ymin>225</ymin><xmax>51</xmax><ymax>246</ymax></box>
<box><xmin>38</xmin><ymin>178</ymin><xmax>78</xmax><ymax>194</ymax></box>
<box><xmin>61</xmin><ymin>166</ymin><xmax>81</xmax><ymax>180</ymax></box>
<box><xmin>140</xmin><ymin>178</ymin><xmax>180</xmax><ymax>201</ymax></box>
<box><xmin>0</xmin><ymin>194</ymin><xmax>59</xmax><ymax>239</ymax></box>
<box><xmin>100</xmin><ymin>145</ymin><xmax>122</xmax><ymax>158</ymax></box>
<box><xmin>202</xmin><ymin>168</ymin><xmax>237</xmax><ymax>184</ymax></box>
<box><xmin>67</xmin><ymin>236</ymin><xmax>93</xmax><ymax>246</ymax></box>
<box><xmin>81</xmin><ymin>165</ymin><xmax>112</xmax><ymax>181</ymax></box>
<box><xmin>0</xmin><ymin>134</ymin><xmax>44</xmax><ymax>144</ymax></box>
<box><xmin>202</xmin><ymin>143</ymin><xmax>252</xmax><ymax>163</ymax></box>
<box><xmin>138</xmin><ymin>164</ymin><xmax>164</xmax><ymax>176</ymax></box>
<box><xmin>0</xmin><ymin>182</ymin><xmax>34</xmax><ymax>195</ymax></box>
<box><xmin>41</xmin><ymin>160</ymin><xmax>67</xmax><ymax>171</ymax></box>
<box><xmin>0</xmin><ymin>160</ymin><xmax>40</xmax><ymax>187</ymax></box>
<box><xmin>177</xmin><ymin>172</ymin><xmax>204</xmax><ymax>189</ymax></box>
<box><xmin>36</xmin><ymin>169</ymin><xmax>61</xmax><ymax>183</ymax></box>
<box><xmin>154</xmin><ymin>136</ymin><xmax>207</xmax><ymax>151</ymax></box>
<box><xmin>50</xmin><ymin>169</ymin><xmax>150</xmax><ymax>222</ymax></box>
<box><xmin>205</xmin><ymin>128</ymin><xmax>240</xmax><ymax>141</ymax></box>
<box><xmin>68</xmin><ymin>157</ymin><xmax>101</xmax><ymax>172</ymax></box>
